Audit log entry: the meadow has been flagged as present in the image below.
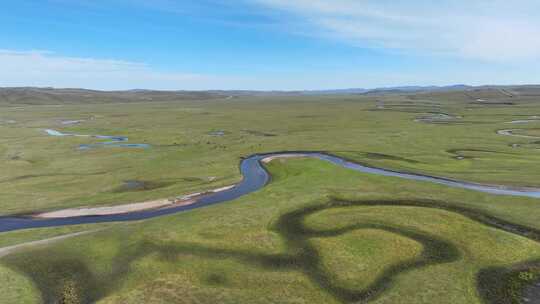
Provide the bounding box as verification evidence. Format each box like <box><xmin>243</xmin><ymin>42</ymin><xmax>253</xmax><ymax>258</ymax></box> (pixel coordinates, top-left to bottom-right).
<box><xmin>0</xmin><ymin>88</ymin><xmax>539</xmax><ymax>303</ymax></box>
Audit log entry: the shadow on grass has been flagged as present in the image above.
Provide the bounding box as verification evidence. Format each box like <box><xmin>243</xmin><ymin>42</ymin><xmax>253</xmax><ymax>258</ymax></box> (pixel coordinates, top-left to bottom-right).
<box><xmin>477</xmin><ymin>260</ymin><xmax>540</xmax><ymax>304</ymax></box>
<box><xmin>3</xmin><ymin>199</ymin><xmax>539</xmax><ymax>303</ymax></box>
<box><xmin>2</xmin><ymin>240</ymin><xmax>158</xmax><ymax>303</ymax></box>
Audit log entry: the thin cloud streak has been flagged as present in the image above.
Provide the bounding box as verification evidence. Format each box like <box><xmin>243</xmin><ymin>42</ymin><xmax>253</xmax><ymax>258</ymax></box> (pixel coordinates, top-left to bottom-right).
<box><xmin>255</xmin><ymin>0</ymin><xmax>540</xmax><ymax>62</ymax></box>
<box><xmin>0</xmin><ymin>50</ymin><xmax>212</xmax><ymax>90</ymax></box>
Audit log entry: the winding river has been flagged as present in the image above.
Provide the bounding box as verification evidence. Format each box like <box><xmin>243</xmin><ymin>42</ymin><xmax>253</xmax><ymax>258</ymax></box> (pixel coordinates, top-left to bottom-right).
<box><xmin>1</xmin><ymin>152</ymin><xmax>540</xmax><ymax>233</ymax></box>
<box><xmin>2</xmin><ymin>151</ymin><xmax>540</xmax><ymax>302</ymax></box>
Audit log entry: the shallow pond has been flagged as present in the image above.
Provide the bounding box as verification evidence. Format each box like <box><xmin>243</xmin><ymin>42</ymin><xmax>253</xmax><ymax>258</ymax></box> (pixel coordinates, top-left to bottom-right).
<box><xmin>44</xmin><ymin>129</ymin><xmax>150</xmax><ymax>150</ymax></box>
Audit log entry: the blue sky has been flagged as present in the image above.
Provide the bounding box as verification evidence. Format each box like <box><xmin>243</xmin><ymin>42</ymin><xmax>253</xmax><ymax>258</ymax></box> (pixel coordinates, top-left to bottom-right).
<box><xmin>1</xmin><ymin>0</ymin><xmax>540</xmax><ymax>90</ymax></box>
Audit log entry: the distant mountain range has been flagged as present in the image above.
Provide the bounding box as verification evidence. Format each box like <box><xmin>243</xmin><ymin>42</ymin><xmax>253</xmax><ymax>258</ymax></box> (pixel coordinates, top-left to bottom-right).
<box><xmin>206</xmin><ymin>85</ymin><xmax>473</xmax><ymax>96</ymax></box>
<box><xmin>1</xmin><ymin>85</ymin><xmax>539</xmax><ymax>105</ymax></box>
<box><xmin>202</xmin><ymin>84</ymin><xmax>538</xmax><ymax>96</ymax></box>
<box><xmin>0</xmin><ymin>87</ymin><xmax>227</xmax><ymax>105</ymax></box>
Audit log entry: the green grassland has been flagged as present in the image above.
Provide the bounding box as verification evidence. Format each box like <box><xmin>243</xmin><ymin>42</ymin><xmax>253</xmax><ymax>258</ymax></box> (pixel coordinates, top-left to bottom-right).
<box><xmin>1</xmin><ymin>92</ymin><xmax>540</xmax><ymax>215</ymax></box>
<box><xmin>0</xmin><ymin>90</ymin><xmax>539</xmax><ymax>303</ymax></box>
<box><xmin>0</xmin><ymin>158</ymin><xmax>539</xmax><ymax>304</ymax></box>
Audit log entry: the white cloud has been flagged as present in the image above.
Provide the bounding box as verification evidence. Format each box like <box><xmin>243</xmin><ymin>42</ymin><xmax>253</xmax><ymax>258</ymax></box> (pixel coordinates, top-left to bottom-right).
<box><xmin>0</xmin><ymin>50</ymin><xmax>213</xmax><ymax>90</ymax></box>
<box><xmin>255</xmin><ymin>0</ymin><xmax>540</xmax><ymax>62</ymax></box>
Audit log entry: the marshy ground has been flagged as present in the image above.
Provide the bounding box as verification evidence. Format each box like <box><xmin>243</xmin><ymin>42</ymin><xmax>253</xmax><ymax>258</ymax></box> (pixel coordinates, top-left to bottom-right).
<box><xmin>0</xmin><ymin>89</ymin><xmax>539</xmax><ymax>303</ymax></box>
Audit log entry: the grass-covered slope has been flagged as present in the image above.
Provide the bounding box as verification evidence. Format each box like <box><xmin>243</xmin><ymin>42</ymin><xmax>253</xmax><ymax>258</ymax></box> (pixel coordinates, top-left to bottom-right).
<box><xmin>1</xmin><ymin>158</ymin><xmax>539</xmax><ymax>304</ymax></box>
<box><xmin>0</xmin><ymin>87</ymin><xmax>226</xmax><ymax>106</ymax></box>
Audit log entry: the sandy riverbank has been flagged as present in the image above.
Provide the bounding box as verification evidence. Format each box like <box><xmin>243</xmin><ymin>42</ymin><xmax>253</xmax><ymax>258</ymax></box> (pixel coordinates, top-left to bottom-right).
<box><xmin>261</xmin><ymin>154</ymin><xmax>308</xmax><ymax>163</ymax></box>
<box><xmin>33</xmin><ymin>185</ymin><xmax>235</xmax><ymax>219</ymax></box>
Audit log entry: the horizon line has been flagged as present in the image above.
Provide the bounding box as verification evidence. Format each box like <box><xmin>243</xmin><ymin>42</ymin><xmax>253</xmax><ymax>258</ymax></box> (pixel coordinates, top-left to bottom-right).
<box><xmin>1</xmin><ymin>83</ymin><xmax>539</xmax><ymax>93</ymax></box>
